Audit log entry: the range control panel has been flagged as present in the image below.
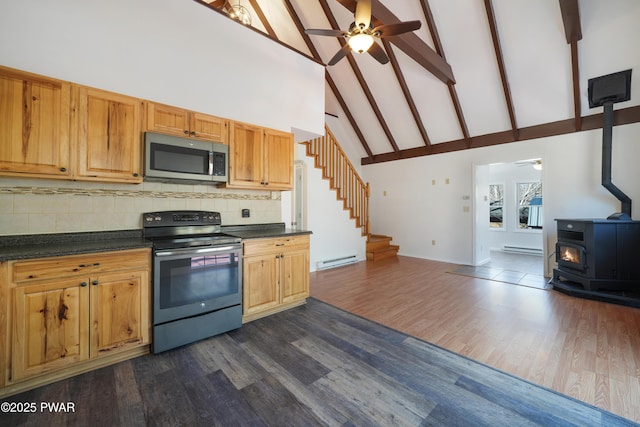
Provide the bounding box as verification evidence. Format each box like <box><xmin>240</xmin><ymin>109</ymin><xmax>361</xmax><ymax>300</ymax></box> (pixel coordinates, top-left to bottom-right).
<box><xmin>143</xmin><ymin>211</ymin><xmax>222</xmax><ymax>227</ymax></box>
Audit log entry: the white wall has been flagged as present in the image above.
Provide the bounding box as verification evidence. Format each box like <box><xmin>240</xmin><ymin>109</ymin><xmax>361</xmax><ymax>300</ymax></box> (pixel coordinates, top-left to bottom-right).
<box><xmin>0</xmin><ymin>0</ymin><xmax>324</xmax><ymax>135</ymax></box>
<box><xmin>365</xmin><ymin>122</ymin><xmax>640</xmax><ymax>275</ymax></box>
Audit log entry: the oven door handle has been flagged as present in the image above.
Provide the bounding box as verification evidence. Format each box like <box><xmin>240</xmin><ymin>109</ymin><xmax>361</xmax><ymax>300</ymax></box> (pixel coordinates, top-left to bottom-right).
<box><xmin>155</xmin><ymin>245</ymin><xmax>241</xmax><ymax>257</ymax></box>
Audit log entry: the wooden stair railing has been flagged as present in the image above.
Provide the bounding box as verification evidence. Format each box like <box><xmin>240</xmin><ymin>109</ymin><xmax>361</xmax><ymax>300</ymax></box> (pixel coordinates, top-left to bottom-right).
<box><xmin>302</xmin><ymin>125</ymin><xmax>370</xmax><ymax>236</ymax></box>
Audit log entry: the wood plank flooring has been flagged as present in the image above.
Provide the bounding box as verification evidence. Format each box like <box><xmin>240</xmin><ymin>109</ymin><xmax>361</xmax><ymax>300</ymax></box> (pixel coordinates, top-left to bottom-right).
<box><xmin>1</xmin><ymin>298</ymin><xmax>634</xmax><ymax>426</ymax></box>
<box><xmin>310</xmin><ymin>255</ymin><xmax>640</xmax><ymax>423</ymax></box>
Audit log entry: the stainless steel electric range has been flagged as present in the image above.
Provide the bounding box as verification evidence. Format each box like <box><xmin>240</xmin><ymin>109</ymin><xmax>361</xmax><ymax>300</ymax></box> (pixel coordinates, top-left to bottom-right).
<box><xmin>143</xmin><ymin>210</ymin><xmax>242</xmax><ymax>353</ymax></box>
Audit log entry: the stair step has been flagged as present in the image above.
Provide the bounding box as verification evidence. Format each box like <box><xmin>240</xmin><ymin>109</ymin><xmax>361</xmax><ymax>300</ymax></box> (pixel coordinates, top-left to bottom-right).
<box><xmin>366</xmin><ymin>234</ymin><xmax>393</xmax><ymax>252</ymax></box>
<box><xmin>366</xmin><ymin>245</ymin><xmax>399</xmax><ymax>261</ymax></box>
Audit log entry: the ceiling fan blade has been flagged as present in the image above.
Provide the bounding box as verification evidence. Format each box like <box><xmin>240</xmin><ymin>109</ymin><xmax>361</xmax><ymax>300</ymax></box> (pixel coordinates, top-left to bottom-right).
<box><xmin>367</xmin><ymin>42</ymin><xmax>389</xmax><ymax>64</ymax></box>
<box><xmin>354</xmin><ymin>0</ymin><xmax>372</xmax><ymax>30</ymax></box>
<box><xmin>373</xmin><ymin>20</ymin><xmax>422</xmax><ymax>37</ymax></box>
<box><xmin>327</xmin><ymin>45</ymin><xmax>352</xmax><ymax>66</ymax></box>
<box><xmin>305</xmin><ymin>28</ymin><xmax>347</xmax><ymax>37</ymax></box>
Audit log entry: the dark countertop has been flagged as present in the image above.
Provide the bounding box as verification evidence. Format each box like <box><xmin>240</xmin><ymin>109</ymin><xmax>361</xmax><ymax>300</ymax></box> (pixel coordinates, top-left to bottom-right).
<box><xmin>222</xmin><ymin>223</ymin><xmax>312</xmax><ymax>240</ymax></box>
<box><xmin>0</xmin><ymin>224</ymin><xmax>311</xmax><ymax>261</ymax></box>
<box><xmin>0</xmin><ymin>230</ymin><xmax>152</xmax><ymax>261</ymax></box>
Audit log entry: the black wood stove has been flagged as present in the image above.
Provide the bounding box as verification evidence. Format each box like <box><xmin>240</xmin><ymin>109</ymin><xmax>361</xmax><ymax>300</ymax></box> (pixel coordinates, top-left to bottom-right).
<box><xmin>550</xmin><ymin>70</ymin><xmax>640</xmax><ymax>306</ymax></box>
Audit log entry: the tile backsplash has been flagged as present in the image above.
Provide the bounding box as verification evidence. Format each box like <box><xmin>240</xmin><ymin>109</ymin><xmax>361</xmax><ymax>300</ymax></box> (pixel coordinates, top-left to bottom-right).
<box><xmin>0</xmin><ymin>178</ymin><xmax>282</xmax><ymax>235</ymax></box>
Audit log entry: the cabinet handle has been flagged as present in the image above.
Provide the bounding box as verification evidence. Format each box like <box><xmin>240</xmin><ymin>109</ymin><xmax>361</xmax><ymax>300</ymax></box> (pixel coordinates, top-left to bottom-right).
<box><xmin>59</xmin><ymin>167</ymin><xmax>67</xmax><ymax>172</ymax></box>
<box><xmin>190</xmin><ymin>131</ymin><xmax>196</xmax><ymax>136</ymax></box>
<box><xmin>92</xmin><ymin>280</ymin><xmax>99</xmax><ymax>286</ymax></box>
<box><xmin>78</xmin><ymin>262</ymin><xmax>100</xmax><ymax>268</ymax></box>
<box><xmin>80</xmin><ymin>282</ymin><xmax>87</xmax><ymax>287</ymax></box>
<box><xmin>275</xmin><ymin>243</ymin><xmax>284</xmax><ymax>247</ymax></box>
<box><xmin>133</xmin><ymin>173</ymin><xmax>139</xmax><ymax>177</ymax></box>
<box><xmin>184</xmin><ymin>130</ymin><xmax>189</xmax><ymax>135</ymax></box>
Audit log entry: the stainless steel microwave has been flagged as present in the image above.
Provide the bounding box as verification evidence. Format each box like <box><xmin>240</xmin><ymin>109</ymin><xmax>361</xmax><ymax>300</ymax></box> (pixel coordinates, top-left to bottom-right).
<box><xmin>144</xmin><ymin>132</ymin><xmax>228</xmax><ymax>184</ymax></box>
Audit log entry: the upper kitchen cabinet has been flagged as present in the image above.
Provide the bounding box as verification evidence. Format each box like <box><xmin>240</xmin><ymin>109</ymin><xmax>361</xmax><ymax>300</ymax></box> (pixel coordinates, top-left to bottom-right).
<box><xmin>0</xmin><ymin>66</ymin><xmax>71</xmax><ymax>179</ymax></box>
<box><xmin>145</xmin><ymin>101</ymin><xmax>228</xmax><ymax>144</ymax></box>
<box><xmin>227</xmin><ymin>121</ymin><xmax>293</xmax><ymax>190</ymax></box>
<box><xmin>74</xmin><ymin>86</ymin><xmax>143</xmax><ymax>183</ymax></box>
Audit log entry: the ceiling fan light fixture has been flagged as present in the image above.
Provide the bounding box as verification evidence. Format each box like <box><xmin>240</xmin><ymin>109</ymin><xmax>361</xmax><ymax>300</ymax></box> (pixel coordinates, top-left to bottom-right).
<box><xmin>228</xmin><ymin>3</ymin><xmax>251</xmax><ymax>26</ymax></box>
<box><xmin>348</xmin><ymin>33</ymin><xmax>374</xmax><ymax>53</ymax></box>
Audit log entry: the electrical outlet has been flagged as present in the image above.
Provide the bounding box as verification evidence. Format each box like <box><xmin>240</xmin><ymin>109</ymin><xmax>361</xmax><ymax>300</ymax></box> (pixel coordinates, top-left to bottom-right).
<box><xmin>446</xmin><ymin>178</ymin><xmax>450</xmax><ymax>184</ymax></box>
<box><xmin>432</xmin><ymin>179</ymin><xmax>436</xmax><ymax>185</ymax></box>
<box><xmin>432</xmin><ymin>240</ymin><xmax>436</xmax><ymax>246</ymax></box>
<box><xmin>242</xmin><ymin>208</ymin><xmax>250</xmax><ymax>218</ymax></box>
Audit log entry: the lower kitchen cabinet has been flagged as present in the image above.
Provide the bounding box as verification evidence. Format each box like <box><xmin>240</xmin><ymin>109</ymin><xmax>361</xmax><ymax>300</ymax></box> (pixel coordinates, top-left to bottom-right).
<box><xmin>242</xmin><ymin>235</ymin><xmax>309</xmax><ymax>322</ymax></box>
<box><xmin>0</xmin><ymin>248</ymin><xmax>150</xmax><ymax>396</ymax></box>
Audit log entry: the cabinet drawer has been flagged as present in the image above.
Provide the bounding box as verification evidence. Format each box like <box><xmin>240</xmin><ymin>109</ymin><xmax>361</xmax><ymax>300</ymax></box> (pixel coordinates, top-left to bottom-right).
<box><xmin>12</xmin><ymin>249</ymin><xmax>150</xmax><ymax>284</ymax></box>
<box><xmin>243</xmin><ymin>235</ymin><xmax>309</xmax><ymax>257</ymax></box>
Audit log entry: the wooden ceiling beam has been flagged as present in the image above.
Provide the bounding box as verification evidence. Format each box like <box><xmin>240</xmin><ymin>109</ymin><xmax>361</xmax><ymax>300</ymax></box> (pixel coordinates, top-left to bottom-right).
<box><xmin>559</xmin><ymin>0</ymin><xmax>583</xmax><ymax>132</ymax></box>
<box><xmin>570</xmin><ymin>41</ymin><xmax>582</xmax><ymax>131</ymax></box>
<box><xmin>361</xmin><ymin>105</ymin><xmax>640</xmax><ymax>165</ymax></box>
<box><xmin>382</xmin><ymin>39</ymin><xmax>432</xmax><ymax>150</ymax></box>
<box><xmin>559</xmin><ymin>0</ymin><xmax>582</xmax><ymax>43</ymax></box>
<box><xmin>319</xmin><ymin>0</ymin><xmax>400</xmax><ymax>152</ymax></box>
<box><xmin>334</xmin><ymin>0</ymin><xmax>455</xmax><ymax>84</ymax></box>
<box><xmin>247</xmin><ymin>0</ymin><xmax>277</xmax><ymax>38</ymax></box>
<box><xmin>420</xmin><ymin>0</ymin><xmax>470</xmax><ymax>143</ymax></box>
<box><xmin>484</xmin><ymin>0</ymin><xmax>518</xmax><ymax>142</ymax></box>
<box><xmin>281</xmin><ymin>0</ymin><xmax>374</xmax><ymax>159</ymax></box>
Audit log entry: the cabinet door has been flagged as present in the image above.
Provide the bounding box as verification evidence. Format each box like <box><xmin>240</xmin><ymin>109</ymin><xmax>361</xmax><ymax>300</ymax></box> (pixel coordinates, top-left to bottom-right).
<box><xmin>228</xmin><ymin>121</ymin><xmax>264</xmax><ymax>188</ymax></box>
<box><xmin>12</xmin><ymin>279</ymin><xmax>89</xmax><ymax>382</ymax></box>
<box><xmin>280</xmin><ymin>249</ymin><xmax>310</xmax><ymax>305</ymax></box>
<box><xmin>75</xmin><ymin>86</ymin><xmax>142</xmax><ymax>182</ymax></box>
<box><xmin>263</xmin><ymin>129</ymin><xmax>294</xmax><ymax>190</ymax></box>
<box><xmin>243</xmin><ymin>254</ymin><xmax>278</xmax><ymax>315</ymax></box>
<box><xmin>89</xmin><ymin>270</ymin><xmax>149</xmax><ymax>357</ymax></box>
<box><xmin>190</xmin><ymin>112</ymin><xmax>228</xmax><ymax>143</ymax></box>
<box><xmin>145</xmin><ymin>102</ymin><xmax>189</xmax><ymax>137</ymax></box>
<box><xmin>0</xmin><ymin>67</ymin><xmax>71</xmax><ymax>178</ymax></box>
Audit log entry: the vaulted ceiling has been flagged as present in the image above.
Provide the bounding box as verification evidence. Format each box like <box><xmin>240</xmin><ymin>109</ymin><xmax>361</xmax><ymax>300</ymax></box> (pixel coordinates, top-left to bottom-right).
<box><xmin>196</xmin><ymin>0</ymin><xmax>640</xmax><ymax>165</ymax></box>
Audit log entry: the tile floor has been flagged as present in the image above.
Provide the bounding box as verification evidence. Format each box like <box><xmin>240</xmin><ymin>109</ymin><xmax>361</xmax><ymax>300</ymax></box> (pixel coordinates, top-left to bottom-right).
<box><xmin>452</xmin><ymin>250</ymin><xmax>551</xmax><ymax>289</ymax></box>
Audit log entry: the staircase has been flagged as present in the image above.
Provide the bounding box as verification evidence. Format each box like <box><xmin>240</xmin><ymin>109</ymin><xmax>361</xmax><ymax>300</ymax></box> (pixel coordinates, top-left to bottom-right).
<box><xmin>366</xmin><ymin>234</ymin><xmax>400</xmax><ymax>261</ymax></box>
<box><xmin>302</xmin><ymin>125</ymin><xmax>398</xmax><ymax>261</ymax></box>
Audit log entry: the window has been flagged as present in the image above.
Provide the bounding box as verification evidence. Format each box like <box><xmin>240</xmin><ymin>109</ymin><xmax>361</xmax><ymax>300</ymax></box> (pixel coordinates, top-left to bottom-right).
<box><xmin>489</xmin><ymin>184</ymin><xmax>504</xmax><ymax>228</ymax></box>
<box><xmin>517</xmin><ymin>182</ymin><xmax>542</xmax><ymax>229</ymax></box>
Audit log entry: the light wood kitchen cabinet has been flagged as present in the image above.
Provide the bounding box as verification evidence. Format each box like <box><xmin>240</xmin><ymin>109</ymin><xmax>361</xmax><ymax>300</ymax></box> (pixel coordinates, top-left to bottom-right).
<box><xmin>242</xmin><ymin>235</ymin><xmax>309</xmax><ymax>322</ymax></box>
<box><xmin>227</xmin><ymin>121</ymin><xmax>294</xmax><ymax>190</ymax></box>
<box><xmin>4</xmin><ymin>249</ymin><xmax>150</xmax><ymax>389</ymax></box>
<box><xmin>0</xmin><ymin>66</ymin><xmax>71</xmax><ymax>179</ymax></box>
<box><xmin>145</xmin><ymin>101</ymin><xmax>228</xmax><ymax>143</ymax></box>
<box><xmin>74</xmin><ymin>86</ymin><xmax>143</xmax><ymax>183</ymax></box>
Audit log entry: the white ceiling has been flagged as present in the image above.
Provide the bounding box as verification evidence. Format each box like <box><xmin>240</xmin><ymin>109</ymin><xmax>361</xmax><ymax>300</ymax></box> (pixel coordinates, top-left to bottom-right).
<box><xmin>202</xmin><ymin>0</ymin><xmax>640</xmax><ymax>164</ymax></box>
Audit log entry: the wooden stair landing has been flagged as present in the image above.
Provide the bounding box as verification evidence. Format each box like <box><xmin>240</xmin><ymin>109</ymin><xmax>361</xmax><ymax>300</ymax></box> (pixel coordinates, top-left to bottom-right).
<box><xmin>366</xmin><ymin>234</ymin><xmax>399</xmax><ymax>261</ymax></box>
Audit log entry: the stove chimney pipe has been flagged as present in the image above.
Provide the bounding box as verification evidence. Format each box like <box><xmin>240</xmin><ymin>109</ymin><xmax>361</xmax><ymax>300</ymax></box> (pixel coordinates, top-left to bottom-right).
<box><xmin>601</xmin><ymin>101</ymin><xmax>632</xmax><ymax>219</ymax></box>
<box><xmin>587</xmin><ymin>69</ymin><xmax>633</xmax><ymax>220</ymax></box>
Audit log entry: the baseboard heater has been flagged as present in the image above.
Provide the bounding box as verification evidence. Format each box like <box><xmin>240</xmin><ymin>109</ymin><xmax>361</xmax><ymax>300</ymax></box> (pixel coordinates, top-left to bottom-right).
<box><xmin>316</xmin><ymin>254</ymin><xmax>357</xmax><ymax>270</ymax></box>
<box><xmin>502</xmin><ymin>245</ymin><xmax>543</xmax><ymax>255</ymax></box>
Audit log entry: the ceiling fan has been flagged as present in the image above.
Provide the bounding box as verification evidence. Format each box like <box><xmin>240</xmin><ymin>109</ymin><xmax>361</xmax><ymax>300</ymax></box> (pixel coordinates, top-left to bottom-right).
<box><xmin>305</xmin><ymin>0</ymin><xmax>421</xmax><ymax>65</ymax></box>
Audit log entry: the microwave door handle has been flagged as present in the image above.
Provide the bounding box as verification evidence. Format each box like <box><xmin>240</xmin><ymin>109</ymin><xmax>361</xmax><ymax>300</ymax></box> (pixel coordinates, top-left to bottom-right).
<box><xmin>208</xmin><ymin>150</ymin><xmax>214</xmax><ymax>176</ymax></box>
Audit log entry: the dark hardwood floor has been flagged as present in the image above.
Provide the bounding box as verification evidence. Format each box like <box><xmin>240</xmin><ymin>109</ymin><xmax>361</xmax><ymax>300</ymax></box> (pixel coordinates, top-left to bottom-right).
<box><xmin>1</xmin><ymin>298</ymin><xmax>634</xmax><ymax>426</ymax></box>
<box><xmin>310</xmin><ymin>255</ymin><xmax>640</xmax><ymax>424</ymax></box>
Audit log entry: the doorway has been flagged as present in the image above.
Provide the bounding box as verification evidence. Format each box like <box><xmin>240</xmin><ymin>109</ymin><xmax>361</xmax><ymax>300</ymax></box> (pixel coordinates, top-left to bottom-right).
<box><xmin>472</xmin><ymin>158</ymin><xmax>547</xmax><ymax>285</ymax></box>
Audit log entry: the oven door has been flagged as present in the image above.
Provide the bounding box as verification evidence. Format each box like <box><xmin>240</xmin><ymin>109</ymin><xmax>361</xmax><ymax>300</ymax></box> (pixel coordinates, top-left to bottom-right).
<box><xmin>153</xmin><ymin>244</ymin><xmax>242</xmax><ymax>325</ymax></box>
